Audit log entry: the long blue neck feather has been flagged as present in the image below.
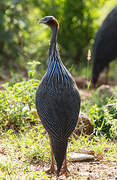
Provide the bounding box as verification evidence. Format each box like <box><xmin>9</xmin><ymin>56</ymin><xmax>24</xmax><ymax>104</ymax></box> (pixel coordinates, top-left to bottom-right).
<box><xmin>47</xmin><ymin>54</ymin><xmax>65</xmax><ymax>77</ymax></box>
<box><xmin>46</xmin><ymin>23</ymin><xmax>72</xmax><ymax>85</ymax></box>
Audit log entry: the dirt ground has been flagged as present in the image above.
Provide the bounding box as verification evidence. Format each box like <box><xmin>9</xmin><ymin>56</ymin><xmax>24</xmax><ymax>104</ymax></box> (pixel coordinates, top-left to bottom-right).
<box><xmin>33</xmin><ymin>159</ymin><xmax>117</xmax><ymax>180</ymax></box>
<box><xmin>0</xmin><ymin>143</ymin><xmax>117</xmax><ymax>180</ymax></box>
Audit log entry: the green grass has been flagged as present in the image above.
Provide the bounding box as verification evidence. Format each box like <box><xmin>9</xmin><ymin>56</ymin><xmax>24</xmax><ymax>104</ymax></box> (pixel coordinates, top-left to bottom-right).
<box><xmin>69</xmin><ymin>136</ymin><xmax>117</xmax><ymax>161</ymax></box>
<box><xmin>0</xmin><ymin>128</ymin><xmax>117</xmax><ymax>179</ymax></box>
<box><xmin>80</xmin><ymin>87</ymin><xmax>117</xmax><ymax>139</ymax></box>
<box><xmin>0</xmin><ymin>127</ymin><xmax>49</xmax><ymax>179</ymax></box>
<box><xmin>0</xmin><ymin>74</ymin><xmax>116</xmax><ymax>139</ymax></box>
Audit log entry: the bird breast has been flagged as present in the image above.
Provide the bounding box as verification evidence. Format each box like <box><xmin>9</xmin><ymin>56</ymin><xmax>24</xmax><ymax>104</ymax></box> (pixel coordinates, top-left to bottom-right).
<box><xmin>46</xmin><ymin>55</ymin><xmax>74</xmax><ymax>88</ymax></box>
<box><xmin>36</xmin><ymin>82</ymin><xmax>80</xmax><ymax>140</ymax></box>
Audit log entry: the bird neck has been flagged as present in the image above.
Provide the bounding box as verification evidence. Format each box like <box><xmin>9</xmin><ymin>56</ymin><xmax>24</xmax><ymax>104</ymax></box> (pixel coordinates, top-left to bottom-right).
<box><xmin>47</xmin><ymin>24</ymin><xmax>73</xmax><ymax>86</ymax></box>
<box><xmin>49</xmin><ymin>25</ymin><xmax>58</xmax><ymax>56</ymax></box>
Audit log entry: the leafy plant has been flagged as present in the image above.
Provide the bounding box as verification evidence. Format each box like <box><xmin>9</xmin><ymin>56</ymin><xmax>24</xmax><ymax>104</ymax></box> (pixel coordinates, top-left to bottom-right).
<box><xmin>38</xmin><ymin>0</ymin><xmax>108</xmax><ymax>65</ymax></box>
<box><xmin>27</xmin><ymin>60</ymin><xmax>41</xmax><ymax>79</ymax></box>
<box><xmin>0</xmin><ymin>79</ymin><xmax>39</xmax><ymax>131</ymax></box>
<box><xmin>81</xmin><ymin>90</ymin><xmax>117</xmax><ymax>139</ymax></box>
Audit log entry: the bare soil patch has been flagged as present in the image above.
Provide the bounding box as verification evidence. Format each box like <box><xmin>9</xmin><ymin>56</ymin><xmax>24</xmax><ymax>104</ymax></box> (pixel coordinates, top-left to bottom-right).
<box><xmin>32</xmin><ymin>159</ymin><xmax>117</xmax><ymax>179</ymax></box>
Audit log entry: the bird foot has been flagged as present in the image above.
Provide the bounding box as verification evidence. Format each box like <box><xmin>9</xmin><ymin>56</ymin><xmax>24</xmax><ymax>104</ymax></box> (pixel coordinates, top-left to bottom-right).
<box><xmin>60</xmin><ymin>167</ymin><xmax>70</xmax><ymax>177</ymax></box>
<box><xmin>45</xmin><ymin>165</ymin><xmax>56</xmax><ymax>174</ymax></box>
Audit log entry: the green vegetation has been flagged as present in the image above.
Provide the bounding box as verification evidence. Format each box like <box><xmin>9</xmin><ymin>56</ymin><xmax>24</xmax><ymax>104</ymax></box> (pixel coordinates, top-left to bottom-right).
<box><xmin>1</xmin><ymin>0</ymin><xmax>116</xmax><ymax>74</ymax></box>
<box><xmin>0</xmin><ymin>62</ymin><xmax>117</xmax><ymax>138</ymax></box>
<box><xmin>38</xmin><ymin>0</ymin><xmax>107</xmax><ymax>65</ymax></box>
<box><xmin>0</xmin><ymin>62</ymin><xmax>116</xmax><ymax>179</ymax></box>
<box><xmin>82</xmin><ymin>93</ymin><xmax>117</xmax><ymax>139</ymax></box>
<box><xmin>0</xmin><ymin>125</ymin><xmax>116</xmax><ymax>179</ymax></box>
<box><xmin>0</xmin><ymin>1</ymin><xmax>117</xmax><ymax>179</ymax></box>
<box><xmin>0</xmin><ymin>79</ymin><xmax>39</xmax><ymax>131</ymax></box>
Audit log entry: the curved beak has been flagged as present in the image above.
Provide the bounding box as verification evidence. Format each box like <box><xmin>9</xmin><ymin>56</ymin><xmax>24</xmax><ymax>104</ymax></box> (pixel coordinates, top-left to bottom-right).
<box><xmin>38</xmin><ymin>18</ymin><xmax>45</xmax><ymax>24</ymax></box>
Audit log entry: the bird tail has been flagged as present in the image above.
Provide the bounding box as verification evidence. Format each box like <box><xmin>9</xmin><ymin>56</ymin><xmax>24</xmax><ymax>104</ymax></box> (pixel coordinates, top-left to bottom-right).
<box><xmin>50</xmin><ymin>136</ymin><xmax>68</xmax><ymax>177</ymax></box>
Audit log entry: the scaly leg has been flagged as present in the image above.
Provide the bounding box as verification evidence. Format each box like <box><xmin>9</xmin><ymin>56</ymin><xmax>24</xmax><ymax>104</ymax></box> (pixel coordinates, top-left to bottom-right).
<box><xmin>46</xmin><ymin>142</ymin><xmax>55</xmax><ymax>174</ymax></box>
<box><xmin>61</xmin><ymin>154</ymin><xmax>70</xmax><ymax>177</ymax></box>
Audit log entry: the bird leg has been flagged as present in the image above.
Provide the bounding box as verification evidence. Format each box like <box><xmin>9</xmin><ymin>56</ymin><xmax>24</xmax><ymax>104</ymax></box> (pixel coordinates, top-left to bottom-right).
<box><xmin>60</xmin><ymin>154</ymin><xmax>70</xmax><ymax>177</ymax></box>
<box><xmin>46</xmin><ymin>142</ymin><xmax>55</xmax><ymax>174</ymax></box>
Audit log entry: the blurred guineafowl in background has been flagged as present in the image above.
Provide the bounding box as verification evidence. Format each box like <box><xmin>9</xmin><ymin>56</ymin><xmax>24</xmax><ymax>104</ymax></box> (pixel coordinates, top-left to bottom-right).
<box><xmin>92</xmin><ymin>6</ymin><xmax>117</xmax><ymax>87</ymax></box>
<box><xmin>36</xmin><ymin>16</ymin><xmax>80</xmax><ymax>177</ymax></box>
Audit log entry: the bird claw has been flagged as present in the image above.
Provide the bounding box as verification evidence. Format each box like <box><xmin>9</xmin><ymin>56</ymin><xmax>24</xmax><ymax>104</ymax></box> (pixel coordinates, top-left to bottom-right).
<box><xmin>60</xmin><ymin>167</ymin><xmax>70</xmax><ymax>177</ymax></box>
<box><xmin>45</xmin><ymin>166</ymin><xmax>56</xmax><ymax>174</ymax></box>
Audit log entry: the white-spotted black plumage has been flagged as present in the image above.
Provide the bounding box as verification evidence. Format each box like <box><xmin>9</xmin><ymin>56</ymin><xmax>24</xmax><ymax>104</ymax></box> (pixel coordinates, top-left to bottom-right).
<box><xmin>36</xmin><ymin>16</ymin><xmax>80</xmax><ymax>177</ymax></box>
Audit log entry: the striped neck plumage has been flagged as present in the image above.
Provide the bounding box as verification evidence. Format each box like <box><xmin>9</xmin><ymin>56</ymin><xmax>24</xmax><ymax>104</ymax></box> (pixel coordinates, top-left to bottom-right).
<box><xmin>46</xmin><ymin>21</ymin><xmax>73</xmax><ymax>86</ymax></box>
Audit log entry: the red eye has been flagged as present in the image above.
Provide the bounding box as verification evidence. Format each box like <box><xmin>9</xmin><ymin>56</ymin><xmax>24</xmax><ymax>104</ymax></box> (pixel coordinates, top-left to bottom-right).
<box><xmin>44</xmin><ymin>18</ymin><xmax>47</xmax><ymax>21</ymax></box>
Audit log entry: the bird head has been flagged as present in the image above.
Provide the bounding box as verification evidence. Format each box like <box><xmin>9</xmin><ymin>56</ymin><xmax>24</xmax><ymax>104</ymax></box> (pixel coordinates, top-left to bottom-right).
<box><xmin>39</xmin><ymin>16</ymin><xmax>59</xmax><ymax>29</ymax></box>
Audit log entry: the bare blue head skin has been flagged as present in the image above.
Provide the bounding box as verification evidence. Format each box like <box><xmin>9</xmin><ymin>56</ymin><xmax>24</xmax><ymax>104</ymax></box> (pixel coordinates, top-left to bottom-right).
<box><xmin>39</xmin><ymin>16</ymin><xmax>59</xmax><ymax>56</ymax></box>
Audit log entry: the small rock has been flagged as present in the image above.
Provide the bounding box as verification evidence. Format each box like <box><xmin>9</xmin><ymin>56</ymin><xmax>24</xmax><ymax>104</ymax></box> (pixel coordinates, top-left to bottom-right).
<box><xmin>78</xmin><ymin>149</ymin><xmax>95</xmax><ymax>156</ymax></box>
<box><xmin>74</xmin><ymin>112</ymin><xmax>94</xmax><ymax>136</ymax></box>
<box><xmin>68</xmin><ymin>152</ymin><xmax>94</xmax><ymax>162</ymax></box>
<box><xmin>97</xmin><ymin>85</ymin><xmax>116</xmax><ymax>99</ymax></box>
<box><xmin>106</xmin><ymin>103</ymin><xmax>117</xmax><ymax>110</ymax></box>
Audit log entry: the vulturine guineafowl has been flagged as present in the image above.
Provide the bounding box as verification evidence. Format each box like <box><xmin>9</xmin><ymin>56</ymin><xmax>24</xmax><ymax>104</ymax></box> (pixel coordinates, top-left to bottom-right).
<box><xmin>92</xmin><ymin>6</ymin><xmax>117</xmax><ymax>87</ymax></box>
<box><xmin>36</xmin><ymin>16</ymin><xmax>80</xmax><ymax>177</ymax></box>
